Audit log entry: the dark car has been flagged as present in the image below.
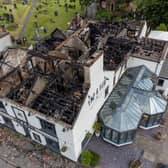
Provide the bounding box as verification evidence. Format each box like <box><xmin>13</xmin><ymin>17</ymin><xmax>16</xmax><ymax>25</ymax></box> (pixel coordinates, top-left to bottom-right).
<box><xmin>157</xmin><ymin>163</ymin><xmax>168</xmax><ymax>168</ymax></box>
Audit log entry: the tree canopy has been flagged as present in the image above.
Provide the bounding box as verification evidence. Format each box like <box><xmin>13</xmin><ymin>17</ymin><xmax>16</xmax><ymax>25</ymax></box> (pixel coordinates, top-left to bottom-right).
<box><xmin>79</xmin><ymin>0</ymin><xmax>96</xmax><ymax>8</ymax></box>
<box><xmin>137</xmin><ymin>0</ymin><xmax>168</xmax><ymax>29</ymax></box>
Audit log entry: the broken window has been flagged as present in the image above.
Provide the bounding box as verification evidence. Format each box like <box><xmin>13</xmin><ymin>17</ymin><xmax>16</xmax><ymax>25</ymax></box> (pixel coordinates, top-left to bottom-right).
<box><xmin>32</xmin><ymin>132</ymin><xmax>41</xmax><ymax>143</ymax></box>
<box><xmin>105</xmin><ymin>86</ymin><xmax>109</xmax><ymax>98</ymax></box>
<box><xmin>0</xmin><ymin>101</ymin><xmax>6</xmax><ymax>112</ymax></box>
<box><xmin>157</xmin><ymin>79</ymin><xmax>164</xmax><ymax>87</ymax></box>
<box><xmin>39</xmin><ymin>118</ymin><xmax>56</xmax><ymax>136</ymax></box>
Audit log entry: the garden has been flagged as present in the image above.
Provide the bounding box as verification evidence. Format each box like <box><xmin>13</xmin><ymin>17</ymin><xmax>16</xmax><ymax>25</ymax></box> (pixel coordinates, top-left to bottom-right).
<box><xmin>24</xmin><ymin>0</ymin><xmax>81</xmax><ymax>44</ymax></box>
<box><xmin>0</xmin><ymin>0</ymin><xmax>31</xmax><ymax>37</ymax></box>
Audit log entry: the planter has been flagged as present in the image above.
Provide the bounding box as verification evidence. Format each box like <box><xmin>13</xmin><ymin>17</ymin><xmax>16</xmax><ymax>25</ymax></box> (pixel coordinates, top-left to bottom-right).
<box><xmin>95</xmin><ymin>132</ymin><xmax>100</xmax><ymax>137</ymax></box>
<box><xmin>155</xmin><ymin>132</ymin><xmax>166</xmax><ymax>140</ymax></box>
<box><xmin>61</xmin><ymin>146</ymin><xmax>67</xmax><ymax>153</ymax></box>
<box><xmin>129</xmin><ymin>160</ymin><xmax>142</xmax><ymax>168</ymax></box>
<box><xmin>93</xmin><ymin>121</ymin><xmax>102</xmax><ymax>136</ymax></box>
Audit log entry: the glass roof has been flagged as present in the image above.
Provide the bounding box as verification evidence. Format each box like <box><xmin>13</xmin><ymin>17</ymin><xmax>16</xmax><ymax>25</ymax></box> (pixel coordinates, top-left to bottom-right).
<box><xmin>100</xmin><ymin>65</ymin><xmax>167</xmax><ymax>132</ymax></box>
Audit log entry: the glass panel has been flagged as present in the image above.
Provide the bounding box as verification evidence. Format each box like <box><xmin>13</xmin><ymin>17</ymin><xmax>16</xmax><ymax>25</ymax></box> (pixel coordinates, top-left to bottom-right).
<box><xmin>0</xmin><ymin>101</ymin><xmax>6</xmax><ymax>112</ymax></box>
<box><xmin>111</xmin><ymin>130</ymin><xmax>119</xmax><ymax>143</ymax></box>
<box><xmin>140</xmin><ymin>114</ymin><xmax>149</xmax><ymax>127</ymax></box>
<box><xmin>119</xmin><ymin>132</ymin><xmax>127</xmax><ymax>144</ymax></box>
<box><xmin>39</xmin><ymin>118</ymin><xmax>56</xmax><ymax>136</ymax></box>
<box><xmin>152</xmin><ymin>114</ymin><xmax>162</xmax><ymax>125</ymax></box>
<box><xmin>127</xmin><ymin>130</ymin><xmax>135</xmax><ymax>142</ymax></box>
<box><xmin>104</xmin><ymin>127</ymin><xmax>112</xmax><ymax>140</ymax></box>
<box><xmin>148</xmin><ymin>115</ymin><xmax>156</xmax><ymax>127</ymax></box>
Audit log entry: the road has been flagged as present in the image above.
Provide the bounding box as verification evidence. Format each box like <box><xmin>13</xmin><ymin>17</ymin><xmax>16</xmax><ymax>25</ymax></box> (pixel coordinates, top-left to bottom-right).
<box><xmin>18</xmin><ymin>0</ymin><xmax>38</xmax><ymax>39</ymax></box>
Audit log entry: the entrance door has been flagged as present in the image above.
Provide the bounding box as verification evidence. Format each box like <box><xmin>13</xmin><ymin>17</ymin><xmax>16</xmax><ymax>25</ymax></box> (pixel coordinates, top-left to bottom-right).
<box><xmin>3</xmin><ymin>116</ymin><xmax>15</xmax><ymax>130</ymax></box>
<box><xmin>45</xmin><ymin>137</ymin><xmax>60</xmax><ymax>153</ymax></box>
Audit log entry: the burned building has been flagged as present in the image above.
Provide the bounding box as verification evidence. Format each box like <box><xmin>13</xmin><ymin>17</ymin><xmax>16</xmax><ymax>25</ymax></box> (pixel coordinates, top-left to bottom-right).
<box><xmin>0</xmin><ymin>20</ymin><xmax>167</xmax><ymax>161</ymax></box>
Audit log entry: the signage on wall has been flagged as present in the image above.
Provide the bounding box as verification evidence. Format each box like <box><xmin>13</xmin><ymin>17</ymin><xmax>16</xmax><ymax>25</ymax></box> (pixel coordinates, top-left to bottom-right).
<box><xmin>88</xmin><ymin>76</ymin><xmax>109</xmax><ymax>107</ymax></box>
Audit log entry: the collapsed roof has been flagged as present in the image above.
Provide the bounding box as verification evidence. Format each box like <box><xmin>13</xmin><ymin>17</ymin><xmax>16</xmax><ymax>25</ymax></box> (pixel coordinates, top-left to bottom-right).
<box><xmin>0</xmin><ymin>20</ymin><xmax>167</xmax><ymax>126</ymax></box>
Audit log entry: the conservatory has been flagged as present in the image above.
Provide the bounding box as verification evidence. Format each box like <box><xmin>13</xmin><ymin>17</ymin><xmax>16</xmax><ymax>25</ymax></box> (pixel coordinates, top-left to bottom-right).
<box><xmin>100</xmin><ymin>66</ymin><xmax>167</xmax><ymax>146</ymax></box>
<box><xmin>137</xmin><ymin>92</ymin><xmax>167</xmax><ymax>129</ymax></box>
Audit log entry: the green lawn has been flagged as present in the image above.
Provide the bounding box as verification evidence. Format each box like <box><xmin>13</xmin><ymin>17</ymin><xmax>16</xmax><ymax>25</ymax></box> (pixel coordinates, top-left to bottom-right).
<box><xmin>0</xmin><ymin>0</ymin><xmax>31</xmax><ymax>37</ymax></box>
<box><xmin>25</xmin><ymin>0</ymin><xmax>81</xmax><ymax>44</ymax></box>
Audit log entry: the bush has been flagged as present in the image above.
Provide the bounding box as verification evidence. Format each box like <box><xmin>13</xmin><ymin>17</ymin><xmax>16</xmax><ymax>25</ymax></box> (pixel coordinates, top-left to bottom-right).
<box><xmin>96</xmin><ymin>9</ymin><xmax>112</xmax><ymax>21</ymax></box>
<box><xmin>61</xmin><ymin>146</ymin><xmax>67</xmax><ymax>152</ymax></box>
<box><xmin>86</xmin><ymin>132</ymin><xmax>93</xmax><ymax>139</ymax></box>
<box><xmin>7</xmin><ymin>23</ymin><xmax>18</xmax><ymax>31</ymax></box>
<box><xmin>156</xmin><ymin>23</ymin><xmax>167</xmax><ymax>31</ymax></box>
<box><xmin>93</xmin><ymin>121</ymin><xmax>102</xmax><ymax>133</ymax></box>
<box><xmin>129</xmin><ymin>160</ymin><xmax>142</xmax><ymax>168</ymax></box>
<box><xmin>81</xmin><ymin>150</ymin><xmax>100</xmax><ymax>167</ymax></box>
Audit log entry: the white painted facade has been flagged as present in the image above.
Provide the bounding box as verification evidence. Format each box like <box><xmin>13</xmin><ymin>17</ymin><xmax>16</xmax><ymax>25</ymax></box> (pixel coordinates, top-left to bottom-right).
<box><xmin>0</xmin><ymin>37</ymin><xmax>167</xmax><ymax>161</ymax></box>
<box><xmin>0</xmin><ymin>34</ymin><xmax>13</xmax><ymax>52</ymax></box>
<box><xmin>0</xmin><ymin>52</ymin><xmax>128</xmax><ymax>161</ymax></box>
<box><xmin>127</xmin><ymin>56</ymin><xmax>163</xmax><ymax>75</ymax></box>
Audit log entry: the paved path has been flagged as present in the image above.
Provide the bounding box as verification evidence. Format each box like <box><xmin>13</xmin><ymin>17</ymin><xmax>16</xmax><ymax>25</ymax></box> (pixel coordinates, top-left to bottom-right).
<box><xmin>87</xmin><ymin>112</ymin><xmax>168</xmax><ymax>168</ymax></box>
<box><xmin>87</xmin><ymin>137</ymin><xmax>153</xmax><ymax>168</ymax></box>
<box><xmin>0</xmin><ymin>158</ymin><xmax>14</xmax><ymax>168</ymax></box>
<box><xmin>18</xmin><ymin>0</ymin><xmax>38</xmax><ymax>39</ymax></box>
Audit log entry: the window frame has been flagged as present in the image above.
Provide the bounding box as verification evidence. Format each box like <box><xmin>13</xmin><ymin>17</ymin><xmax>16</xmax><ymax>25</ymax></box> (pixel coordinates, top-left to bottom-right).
<box><xmin>39</xmin><ymin>118</ymin><xmax>57</xmax><ymax>137</ymax></box>
<box><xmin>157</xmin><ymin>79</ymin><xmax>164</xmax><ymax>86</ymax></box>
<box><xmin>32</xmin><ymin>132</ymin><xmax>41</xmax><ymax>143</ymax></box>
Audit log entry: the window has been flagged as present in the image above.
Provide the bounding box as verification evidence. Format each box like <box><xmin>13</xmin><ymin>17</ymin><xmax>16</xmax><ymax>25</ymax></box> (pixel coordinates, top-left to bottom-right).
<box><xmin>152</xmin><ymin>114</ymin><xmax>161</xmax><ymax>125</ymax></box>
<box><xmin>111</xmin><ymin>130</ymin><xmax>119</xmax><ymax>143</ymax></box>
<box><xmin>0</xmin><ymin>101</ymin><xmax>6</xmax><ymax>112</ymax></box>
<box><xmin>127</xmin><ymin>131</ymin><xmax>135</xmax><ymax>142</ymax></box>
<box><xmin>104</xmin><ymin>128</ymin><xmax>111</xmax><ymax>140</ymax></box>
<box><xmin>12</xmin><ymin>106</ymin><xmax>27</xmax><ymax>122</ymax></box>
<box><xmin>158</xmin><ymin>79</ymin><xmax>164</xmax><ymax>86</ymax></box>
<box><xmin>3</xmin><ymin>116</ymin><xmax>14</xmax><ymax>129</ymax></box>
<box><xmin>32</xmin><ymin>132</ymin><xmax>41</xmax><ymax>143</ymax></box>
<box><xmin>119</xmin><ymin>132</ymin><xmax>127</xmax><ymax>144</ymax></box>
<box><xmin>105</xmin><ymin>86</ymin><xmax>109</xmax><ymax>98</ymax></box>
<box><xmin>140</xmin><ymin>114</ymin><xmax>149</xmax><ymax>127</ymax></box>
<box><xmin>39</xmin><ymin>118</ymin><xmax>56</xmax><ymax>136</ymax></box>
<box><xmin>46</xmin><ymin>137</ymin><xmax>59</xmax><ymax>153</ymax></box>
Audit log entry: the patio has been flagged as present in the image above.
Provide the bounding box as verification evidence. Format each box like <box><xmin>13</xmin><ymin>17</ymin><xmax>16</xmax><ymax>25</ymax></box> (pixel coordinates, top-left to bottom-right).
<box><xmin>86</xmin><ymin>113</ymin><xmax>168</xmax><ymax>168</ymax></box>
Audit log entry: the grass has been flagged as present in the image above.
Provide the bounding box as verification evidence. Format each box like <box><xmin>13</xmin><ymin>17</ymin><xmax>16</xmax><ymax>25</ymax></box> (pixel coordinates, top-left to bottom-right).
<box><xmin>24</xmin><ymin>0</ymin><xmax>81</xmax><ymax>44</ymax></box>
<box><xmin>0</xmin><ymin>0</ymin><xmax>31</xmax><ymax>38</ymax></box>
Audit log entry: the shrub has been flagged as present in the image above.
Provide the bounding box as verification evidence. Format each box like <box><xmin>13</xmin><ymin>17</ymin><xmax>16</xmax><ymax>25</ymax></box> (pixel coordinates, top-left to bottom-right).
<box><xmin>129</xmin><ymin>160</ymin><xmax>142</xmax><ymax>168</ymax></box>
<box><xmin>61</xmin><ymin>146</ymin><xmax>67</xmax><ymax>152</ymax></box>
<box><xmin>93</xmin><ymin>121</ymin><xmax>102</xmax><ymax>133</ymax></box>
<box><xmin>86</xmin><ymin>132</ymin><xmax>92</xmax><ymax>139</ymax></box>
<box><xmin>96</xmin><ymin>9</ymin><xmax>112</xmax><ymax>21</ymax></box>
<box><xmin>156</xmin><ymin>23</ymin><xmax>167</xmax><ymax>31</ymax></box>
<box><xmin>81</xmin><ymin>150</ymin><xmax>100</xmax><ymax>167</ymax></box>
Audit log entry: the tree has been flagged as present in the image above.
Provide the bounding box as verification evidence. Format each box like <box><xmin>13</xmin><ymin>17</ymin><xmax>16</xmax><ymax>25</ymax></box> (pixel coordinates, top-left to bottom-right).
<box><xmin>156</xmin><ymin>23</ymin><xmax>167</xmax><ymax>31</ymax></box>
<box><xmin>79</xmin><ymin>0</ymin><xmax>95</xmax><ymax>8</ymax></box>
<box><xmin>138</xmin><ymin>0</ymin><xmax>168</xmax><ymax>29</ymax></box>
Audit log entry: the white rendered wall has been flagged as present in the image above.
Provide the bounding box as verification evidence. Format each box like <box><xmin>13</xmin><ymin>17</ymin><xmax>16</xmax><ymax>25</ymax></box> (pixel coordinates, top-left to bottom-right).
<box><xmin>29</xmin><ymin>129</ymin><xmax>47</xmax><ymax>145</ymax></box>
<box><xmin>139</xmin><ymin>21</ymin><xmax>147</xmax><ymax>39</ymax></box>
<box><xmin>12</xmin><ymin>120</ymin><xmax>26</xmax><ymax>136</ymax></box>
<box><xmin>127</xmin><ymin>56</ymin><xmax>162</xmax><ymax>75</ymax></box>
<box><xmin>55</xmin><ymin>123</ymin><xmax>76</xmax><ymax>161</ymax></box>
<box><xmin>0</xmin><ymin>34</ymin><xmax>13</xmax><ymax>52</ymax></box>
<box><xmin>1</xmin><ymin>98</ymin><xmax>77</xmax><ymax>160</ymax></box>
<box><xmin>72</xmin><ymin>54</ymin><xmax>127</xmax><ymax>160</ymax></box>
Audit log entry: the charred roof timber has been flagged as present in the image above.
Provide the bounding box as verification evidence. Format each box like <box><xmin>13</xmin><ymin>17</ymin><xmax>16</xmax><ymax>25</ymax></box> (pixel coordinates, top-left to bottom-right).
<box><xmin>0</xmin><ymin>20</ymin><xmax>167</xmax><ymax>126</ymax></box>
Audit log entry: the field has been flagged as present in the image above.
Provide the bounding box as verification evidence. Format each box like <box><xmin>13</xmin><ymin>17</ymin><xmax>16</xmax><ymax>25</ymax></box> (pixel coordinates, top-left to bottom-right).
<box><xmin>25</xmin><ymin>0</ymin><xmax>81</xmax><ymax>44</ymax></box>
<box><xmin>0</xmin><ymin>0</ymin><xmax>31</xmax><ymax>38</ymax></box>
